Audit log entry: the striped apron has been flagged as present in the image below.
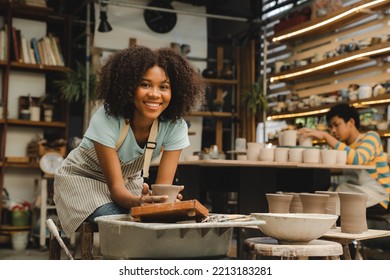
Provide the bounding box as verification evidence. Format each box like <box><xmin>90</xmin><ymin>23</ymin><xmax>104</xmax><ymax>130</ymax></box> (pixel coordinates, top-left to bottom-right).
<box><xmin>53</xmin><ymin>146</ymin><xmax>145</xmax><ymax>237</ymax></box>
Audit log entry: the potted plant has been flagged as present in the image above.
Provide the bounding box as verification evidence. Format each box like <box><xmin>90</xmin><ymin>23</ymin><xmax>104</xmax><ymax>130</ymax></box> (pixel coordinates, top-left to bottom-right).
<box><xmin>241</xmin><ymin>76</ymin><xmax>268</xmax><ymax>121</ymax></box>
<box><xmin>54</xmin><ymin>61</ymin><xmax>97</xmax><ymax>103</ymax></box>
<box><xmin>53</xmin><ymin>61</ymin><xmax>97</xmax><ymax>130</ymax></box>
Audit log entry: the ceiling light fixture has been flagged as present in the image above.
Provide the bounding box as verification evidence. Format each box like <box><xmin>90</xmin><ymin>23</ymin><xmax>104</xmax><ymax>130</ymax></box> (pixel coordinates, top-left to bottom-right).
<box><xmin>98</xmin><ymin>3</ymin><xmax>112</xmax><ymax>32</ymax></box>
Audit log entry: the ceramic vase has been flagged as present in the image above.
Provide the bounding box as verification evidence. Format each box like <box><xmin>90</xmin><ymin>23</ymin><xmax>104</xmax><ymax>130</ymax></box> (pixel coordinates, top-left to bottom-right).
<box><xmin>266</xmin><ymin>193</ymin><xmax>293</xmax><ymax>213</ymax></box>
<box><xmin>338</xmin><ymin>192</ymin><xmax>368</xmax><ymax>234</ymax></box>
<box><xmin>299</xmin><ymin>193</ymin><xmax>330</xmax><ymax>214</ymax></box>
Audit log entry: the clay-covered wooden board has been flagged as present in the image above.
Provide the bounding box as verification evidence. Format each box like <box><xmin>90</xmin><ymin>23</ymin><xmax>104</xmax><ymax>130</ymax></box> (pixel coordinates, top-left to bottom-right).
<box><xmin>130</xmin><ymin>199</ymin><xmax>209</xmax><ymax>223</ymax></box>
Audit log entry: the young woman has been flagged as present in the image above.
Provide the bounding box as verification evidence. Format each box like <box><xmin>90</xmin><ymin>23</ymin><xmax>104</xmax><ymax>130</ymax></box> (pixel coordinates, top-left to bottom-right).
<box><xmin>54</xmin><ymin>45</ymin><xmax>206</xmax><ymax>237</ymax></box>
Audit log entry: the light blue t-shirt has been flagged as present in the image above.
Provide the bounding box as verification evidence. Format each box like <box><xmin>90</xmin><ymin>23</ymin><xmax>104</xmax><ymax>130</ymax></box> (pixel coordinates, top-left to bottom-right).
<box><xmin>80</xmin><ymin>106</ymin><xmax>190</xmax><ymax>162</ymax></box>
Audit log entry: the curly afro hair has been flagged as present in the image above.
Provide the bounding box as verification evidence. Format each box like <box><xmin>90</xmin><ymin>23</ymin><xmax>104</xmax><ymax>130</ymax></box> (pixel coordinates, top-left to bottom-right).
<box><xmin>97</xmin><ymin>45</ymin><xmax>206</xmax><ymax>121</ymax></box>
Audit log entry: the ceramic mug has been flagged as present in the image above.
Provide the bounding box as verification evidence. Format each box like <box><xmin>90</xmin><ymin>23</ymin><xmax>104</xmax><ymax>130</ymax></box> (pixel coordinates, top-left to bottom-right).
<box><xmin>259</xmin><ymin>147</ymin><xmax>274</xmax><ymax>162</ymax></box>
<box><xmin>336</xmin><ymin>150</ymin><xmax>347</xmax><ymax>165</ymax></box>
<box><xmin>274</xmin><ymin>147</ymin><xmax>289</xmax><ymax>162</ymax></box>
<box><xmin>283</xmin><ymin>130</ymin><xmax>297</xmax><ymax>146</ymax></box>
<box><xmin>288</xmin><ymin>148</ymin><xmax>304</xmax><ymax>163</ymax></box>
<box><xmin>151</xmin><ymin>184</ymin><xmax>183</xmax><ymax>203</ymax></box>
<box><xmin>235</xmin><ymin>138</ymin><xmax>247</xmax><ymax>152</ymax></box>
<box><xmin>320</xmin><ymin>149</ymin><xmax>338</xmax><ymax>165</ymax></box>
<box><xmin>247</xmin><ymin>142</ymin><xmax>264</xmax><ymax>161</ymax></box>
<box><xmin>298</xmin><ymin>135</ymin><xmax>313</xmax><ymax>147</ymax></box>
<box><xmin>303</xmin><ymin>148</ymin><xmax>320</xmax><ymax>163</ymax></box>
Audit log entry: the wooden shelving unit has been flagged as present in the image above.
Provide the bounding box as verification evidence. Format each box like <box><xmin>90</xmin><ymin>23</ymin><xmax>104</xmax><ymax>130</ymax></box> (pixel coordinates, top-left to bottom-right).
<box><xmin>270</xmin><ymin>42</ymin><xmax>390</xmax><ymax>83</ymax></box>
<box><xmin>197</xmin><ymin>46</ymin><xmax>240</xmax><ymax>152</ymax></box>
<box><xmin>0</xmin><ymin>3</ymin><xmax>72</xmax><ymax>224</ymax></box>
<box><xmin>265</xmin><ymin>0</ymin><xmax>390</xmax><ymax>135</ymax></box>
<box><xmin>270</xmin><ymin>0</ymin><xmax>390</xmax><ymax>43</ymax></box>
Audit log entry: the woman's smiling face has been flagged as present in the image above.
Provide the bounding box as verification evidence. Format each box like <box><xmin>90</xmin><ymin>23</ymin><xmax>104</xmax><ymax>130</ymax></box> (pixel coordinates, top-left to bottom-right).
<box><xmin>133</xmin><ymin>65</ymin><xmax>171</xmax><ymax>122</ymax></box>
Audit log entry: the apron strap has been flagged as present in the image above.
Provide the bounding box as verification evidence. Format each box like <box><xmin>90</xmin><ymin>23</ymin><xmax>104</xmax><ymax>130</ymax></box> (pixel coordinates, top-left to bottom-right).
<box><xmin>142</xmin><ymin>119</ymin><xmax>159</xmax><ymax>179</ymax></box>
<box><xmin>115</xmin><ymin>120</ymin><xmax>130</xmax><ymax>150</ymax></box>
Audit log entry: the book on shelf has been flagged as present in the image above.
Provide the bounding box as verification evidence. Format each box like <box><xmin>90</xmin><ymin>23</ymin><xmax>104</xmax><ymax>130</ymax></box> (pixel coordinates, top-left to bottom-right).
<box><xmin>0</xmin><ymin>25</ymin><xmax>6</xmax><ymax>61</ymax></box>
<box><xmin>43</xmin><ymin>35</ymin><xmax>56</xmax><ymax>66</ymax></box>
<box><xmin>30</xmin><ymin>37</ymin><xmax>40</xmax><ymax>64</ymax></box>
<box><xmin>29</xmin><ymin>46</ymin><xmax>36</xmax><ymax>64</ymax></box>
<box><xmin>11</xmin><ymin>27</ymin><xmax>20</xmax><ymax>62</ymax></box>
<box><xmin>37</xmin><ymin>39</ymin><xmax>47</xmax><ymax>65</ymax></box>
<box><xmin>23</xmin><ymin>0</ymin><xmax>47</xmax><ymax>8</ymax></box>
<box><xmin>48</xmin><ymin>34</ymin><xmax>64</xmax><ymax>66</ymax></box>
<box><xmin>20</xmin><ymin>35</ymin><xmax>31</xmax><ymax>64</ymax></box>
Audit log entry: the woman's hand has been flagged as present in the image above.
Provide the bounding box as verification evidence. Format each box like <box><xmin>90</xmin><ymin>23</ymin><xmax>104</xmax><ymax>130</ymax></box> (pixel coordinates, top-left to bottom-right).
<box><xmin>137</xmin><ymin>184</ymin><xmax>185</xmax><ymax>205</ymax></box>
<box><xmin>138</xmin><ymin>183</ymin><xmax>169</xmax><ymax>205</ymax></box>
<box><xmin>176</xmin><ymin>185</ymin><xmax>184</xmax><ymax>202</ymax></box>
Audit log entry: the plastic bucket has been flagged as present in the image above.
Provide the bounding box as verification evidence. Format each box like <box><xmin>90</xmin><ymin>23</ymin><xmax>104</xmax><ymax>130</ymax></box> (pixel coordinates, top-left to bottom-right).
<box><xmin>11</xmin><ymin>232</ymin><xmax>29</xmax><ymax>250</ymax></box>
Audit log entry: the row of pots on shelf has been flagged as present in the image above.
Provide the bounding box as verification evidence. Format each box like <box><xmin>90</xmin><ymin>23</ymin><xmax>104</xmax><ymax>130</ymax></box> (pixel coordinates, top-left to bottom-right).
<box><xmin>270</xmin><ymin>82</ymin><xmax>390</xmax><ymax>114</ymax></box>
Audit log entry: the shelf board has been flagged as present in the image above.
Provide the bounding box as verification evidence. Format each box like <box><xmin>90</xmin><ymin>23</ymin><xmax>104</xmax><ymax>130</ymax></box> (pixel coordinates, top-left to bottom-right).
<box><xmin>10</xmin><ymin>62</ymin><xmax>70</xmax><ymax>73</ymax></box>
<box><xmin>270</xmin><ymin>42</ymin><xmax>390</xmax><ymax>83</ymax></box>
<box><xmin>188</xmin><ymin>111</ymin><xmax>236</xmax><ymax>118</ymax></box>
<box><xmin>3</xmin><ymin>162</ymin><xmax>39</xmax><ymax>168</ymax></box>
<box><xmin>268</xmin><ymin>94</ymin><xmax>390</xmax><ymax>120</ymax></box>
<box><xmin>203</xmin><ymin>78</ymin><xmax>239</xmax><ymax>85</ymax></box>
<box><xmin>7</xmin><ymin>119</ymin><xmax>66</xmax><ymax>128</ymax></box>
<box><xmin>270</xmin><ymin>0</ymin><xmax>390</xmax><ymax>43</ymax></box>
<box><xmin>378</xmin><ymin>130</ymin><xmax>390</xmax><ymax>138</ymax></box>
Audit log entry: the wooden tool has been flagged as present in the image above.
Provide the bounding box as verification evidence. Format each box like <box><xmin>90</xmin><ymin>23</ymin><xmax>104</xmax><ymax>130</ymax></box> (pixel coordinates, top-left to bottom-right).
<box><xmin>130</xmin><ymin>199</ymin><xmax>209</xmax><ymax>223</ymax></box>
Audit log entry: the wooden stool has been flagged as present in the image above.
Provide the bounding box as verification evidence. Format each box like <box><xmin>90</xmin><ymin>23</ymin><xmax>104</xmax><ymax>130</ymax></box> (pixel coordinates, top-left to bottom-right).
<box><xmin>243</xmin><ymin>237</ymin><xmax>343</xmax><ymax>260</ymax></box>
<box><xmin>49</xmin><ymin>221</ymin><xmax>98</xmax><ymax>260</ymax></box>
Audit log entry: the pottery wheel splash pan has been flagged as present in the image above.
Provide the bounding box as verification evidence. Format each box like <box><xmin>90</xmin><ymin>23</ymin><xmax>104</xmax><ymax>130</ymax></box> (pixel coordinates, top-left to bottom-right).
<box><xmin>95</xmin><ymin>214</ymin><xmax>265</xmax><ymax>259</ymax></box>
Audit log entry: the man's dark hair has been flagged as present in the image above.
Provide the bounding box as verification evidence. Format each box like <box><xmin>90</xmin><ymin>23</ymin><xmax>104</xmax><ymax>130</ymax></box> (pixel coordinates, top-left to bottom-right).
<box><xmin>326</xmin><ymin>103</ymin><xmax>360</xmax><ymax>129</ymax></box>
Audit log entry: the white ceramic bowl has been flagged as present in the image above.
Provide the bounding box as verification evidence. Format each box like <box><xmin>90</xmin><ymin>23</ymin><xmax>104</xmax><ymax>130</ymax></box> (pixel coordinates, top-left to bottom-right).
<box><xmin>251</xmin><ymin>213</ymin><xmax>338</xmax><ymax>244</ymax></box>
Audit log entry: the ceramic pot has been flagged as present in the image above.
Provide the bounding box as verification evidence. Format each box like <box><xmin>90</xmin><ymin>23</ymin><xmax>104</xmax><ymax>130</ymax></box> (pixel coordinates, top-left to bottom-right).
<box><xmin>235</xmin><ymin>138</ymin><xmax>246</xmax><ymax>152</ymax></box>
<box><xmin>288</xmin><ymin>148</ymin><xmax>304</xmax><ymax>163</ymax></box>
<box><xmin>246</xmin><ymin>142</ymin><xmax>264</xmax><ymax>161</ymax></box>
<box><xmin>274</xmin><ymin>147</ymin><xmax>289</xmax><ymax>162</ymax></box>
<box><xmin>284</xmin><ymin>192</ymin><xmax>303</xmax><ymax>213</ymax></box>
<box><xmin>202</xmin><ymin>68</ymin><xmax>217</xmax><ymax>78</ymax></box>
<box><xmin>259</xmin><ymin>147</ymin><xmax>275</xmax><ymax>162</ymax></box>
<box><xmin>338</xmin><ymin>192</ymin><xmax>368</xmax><ymax>234</ymax></box>
<box><xmin>303</xmin><ymin>148</ymin><xmax>321</xmax><ymax>163</ymax></box>
<box><xmin>299</xmin><ymin>193</ymin><xmax>330</xmax><ymax>214</ymax></box>
<box><xmin>266</xmin><ymin>193</ymin><xmax>293</xmax><ymax>213</ymax></box>
<box><xmin>298</xmin><ymin>135</ymin><xmax>313</xmax><ymax>147</ymax></box>
<box><xmin>151</xmin><ymin>184</ymin><xmax>183</xmax><ymax>203</ymax></box>
<box><xmin>320</xmin><ymin>149</ymin><xmax>337</xmax><ymax>165</ymax></box>
<box><xmin>315</xmin><ymin>191</ymin><xmax>340</xmax><ymax>216</ymax></box>
<box><xmin>336</xmin><ymin>150</ymin><xmax>347</xmax><ymax>165</ymax></box>
<box><xmin>283</xmin><ymin>130</ymin><xmax>297</xmax><ymax>146</ymax></box>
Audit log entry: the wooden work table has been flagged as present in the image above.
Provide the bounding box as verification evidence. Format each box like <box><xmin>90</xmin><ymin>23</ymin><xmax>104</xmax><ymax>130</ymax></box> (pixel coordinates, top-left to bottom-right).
<box><xmin>321</xmin><ymin>227</ymin><xmax>390</xmax><ymax>260</ymax></box>
<box><xmin>149</xmin><ymin>159</ymin><xmax>372</xmax><ymax>258</ymax></box>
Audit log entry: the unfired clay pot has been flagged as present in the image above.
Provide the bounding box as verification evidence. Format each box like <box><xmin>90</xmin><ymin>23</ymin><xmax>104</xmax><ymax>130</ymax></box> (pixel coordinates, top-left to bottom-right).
<box><xmin>281</xmin><ymin>192</ymin><xmax>303</xmax><ymax>213</ymax></box>
<box><xmin>299</xmin><ymin>193</ymin><xmax>330</xmax><ymax>214</ymax></box>
<box><xmin>338</xmin><ymin>192</ymin><xmax>368</xmax><ymax>234</ymax></box>
<box><xmin>315</xmin><ymin>191</ymin><xmax>340</xmax><ymax>228</ymax></box>
<box><xmin>266</xmin><ymin>193</ymin><xmax>293</xmax><ymax>213</ymax></box>
<box><xmin>151</xmin><ymin>184</ymin><xmax>183</xmax><ymax>203</ymax></box>
<box><xmin>315</xmin><ymin>191</ymin><xmax>340</xmax><ymax>215</ymax></box>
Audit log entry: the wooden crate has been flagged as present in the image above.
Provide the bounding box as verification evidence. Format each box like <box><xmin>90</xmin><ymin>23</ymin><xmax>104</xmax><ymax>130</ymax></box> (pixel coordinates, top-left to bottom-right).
<box><xmin>37</xmin><ymin>143</ymin><xmax>66</xmax><ymax>157</ymax></box>
<box><xmin>27</xmin><ymin>143</ymin><xmax>66</xmax><ymax>158</ymax></box>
